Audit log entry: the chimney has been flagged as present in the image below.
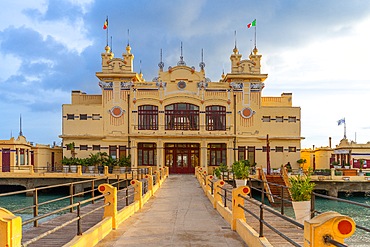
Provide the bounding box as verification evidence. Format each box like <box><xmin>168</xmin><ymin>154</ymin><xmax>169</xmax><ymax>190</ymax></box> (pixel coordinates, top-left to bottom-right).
<box><xmin>329</xmin><ymin>137</ymin><xmax>332</xmax><ymax>148</ymax></box>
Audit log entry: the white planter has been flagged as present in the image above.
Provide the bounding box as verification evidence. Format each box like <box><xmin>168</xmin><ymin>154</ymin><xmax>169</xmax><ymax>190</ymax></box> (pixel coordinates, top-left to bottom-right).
<box><xmin>292</xmin><ymin>201</ymin><xmax>311</xmax><ymax>225</ymax></box>
<box><xmin>70</xmin><ymin>165</ymin><xmax>77</xmax><ymax>173</ymax></box>
<box><xmin>120</xmin><ymin>167</ymin><xmax>126</xmax><ymax>173</ymax></box>
<box><xmin>63</xmin><ymin>165</ymin><xmax>69</xmax><ymax>173</ymax></box>
<box><xmin>235</xmin><ymin>179</ymin><xmax>247</xmax><ymax>187</ymax></box>
<box><xmin>88</xmin><ymin>166</ymin><xmax>95</xmax><ymax>174</ymax></box>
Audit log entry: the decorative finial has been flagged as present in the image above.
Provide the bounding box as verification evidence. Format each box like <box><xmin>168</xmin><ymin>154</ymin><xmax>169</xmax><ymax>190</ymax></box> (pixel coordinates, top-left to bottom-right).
<box><xmin>199</xmin><ymin>48</ymin><xmax>205</xmax><ymax>70</ymax></box>
<box><xmin>177</xmin><ymin>41</ymin><xmax>186</xmax><ymax>66</ymax></box>
<box><xmin>158</xmin><ymin>49</ymin><xmax>164</xmax><ymax>70</ymax></box>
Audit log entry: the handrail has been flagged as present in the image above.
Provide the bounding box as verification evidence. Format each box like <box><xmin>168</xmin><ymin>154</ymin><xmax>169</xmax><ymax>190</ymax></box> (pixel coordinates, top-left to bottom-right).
<box><xmin>238</xmin><ymin>193</ymin><xmax>302</xmax><ymax>247</ymax></box>
<box><xmin>259</xmin><ymin>170</ymin><xmax>275</xmax><ymax>203</ymax></box>
<box><xmin>217</xmin><ymin>185</ymin><xmax>232</xmax><ymax>208</ymax></box>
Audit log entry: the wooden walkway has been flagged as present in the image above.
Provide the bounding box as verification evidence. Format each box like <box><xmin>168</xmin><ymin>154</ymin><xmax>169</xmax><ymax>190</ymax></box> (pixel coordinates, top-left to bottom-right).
<box><xmin>244</xmin><ymin>197</ymin><xmax>304</xmax><ymax>246</ymax></box>
<box><xmin>22</xmin><ymin>187</ymin><xmax>134</xmax><ymax>247</ymax></box>
<box><xmin>222</xmin><ymin>183</ymin><xmax>304</xmax><ymax>246</ymax></box>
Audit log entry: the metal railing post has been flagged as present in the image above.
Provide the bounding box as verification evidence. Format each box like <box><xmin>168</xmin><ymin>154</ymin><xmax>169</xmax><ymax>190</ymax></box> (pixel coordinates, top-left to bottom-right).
<box><xmin>224</xmin><ymin>189</ymin><xmax>227</xmax><ymax>207</ymax></box>
<box><xmin>311</xmin><ymin>192</ymin><xmax>315</xmax><ymax>219</ymax></box>
<box><xmin>91</xmin><ymin>180</ymin><xmax>95</xmax><ymax>204</ymax></box>
<box><xmin>33</xmin><ymin>189</ymin><xmax>38</xmax><ymax>227</ymax></box>
<box><xmin>69</xmin><ymin>183</ymin><xmax>74</xmax><ymax>213</ymax></box>
<box><xmin>126</xmin><ymin>188</ymin><xmax>129</xmax><ymax>206</ymax></box>
<box><xmin>281</xmin><ymin>186</ymin><xmax>284</xmax><ymax>215</ymax></box>
<box><xmin>77</xmin><ymin>202</ymin><xmax>82</xmax><ymax>235</ymax></box>
<box><xmin>259</xmin><ymin>204</ymin><xmax>264</xmax><ymax>237</ymax></box>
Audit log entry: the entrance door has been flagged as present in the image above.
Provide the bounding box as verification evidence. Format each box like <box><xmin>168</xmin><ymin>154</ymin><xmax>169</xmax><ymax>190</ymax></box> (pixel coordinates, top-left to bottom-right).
<box><xmin>165</xmin><ymin>144</ymin><xmax>199</xmax><ymax>174</ymax></box>
<box><xmin>2</xmin><ymin>149</ymin><xmax>10</xmax><ymax>172</ymax></box>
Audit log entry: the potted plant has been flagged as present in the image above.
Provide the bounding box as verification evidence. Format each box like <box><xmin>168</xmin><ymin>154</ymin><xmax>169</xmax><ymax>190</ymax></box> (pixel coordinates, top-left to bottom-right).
<box><xmin>213</xmin><ymin>163</ymin><xmax>228</xmax><ymax>179</ymax></box>
<box><xmin>297</xmin><ymin>158</ymin><xmax>306</xmax><ymax>174</ymax></box>
<box><xmin>118</xmin><ymin>155</ymin><xmax>131</xmax><ymax>173</ymax></box>
<box><xmin>232</xmin><ymin>160</ymin><xmax>250</xmax><ymax>187</ymax></box>
<box><xmin>288</xmin><ymin>172</ymin><xmax>315</xmax><ymax>224</ymax></box>
<box><xmin>331</xmin><ymin>161</ymin><xmax>341</xmax><ymax>169</ymax></box>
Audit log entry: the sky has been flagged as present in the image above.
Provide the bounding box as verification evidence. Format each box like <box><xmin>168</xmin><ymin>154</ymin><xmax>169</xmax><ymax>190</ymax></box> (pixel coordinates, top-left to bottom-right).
<box><xmin>1</xmin><ymin>0</ymin><xmax>370</xmax><ymax>149</ymax></box>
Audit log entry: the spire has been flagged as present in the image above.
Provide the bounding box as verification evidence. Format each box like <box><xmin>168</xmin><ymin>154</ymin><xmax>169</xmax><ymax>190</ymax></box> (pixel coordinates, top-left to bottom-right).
<box><xmin>199</xmin><ymin>48</ymin><xmax>205</xmax><ymax>70</ymax></box>
<box><xmin>233</xmin><ymin>30</ymin><xmax>238</xmax><ymax>54</ymax></box>
<box><xmin>177</xmin><ymin>42</ymin><xmax>186</xmax><ymax>66</ymax></box>
<box><xmin>19</xmin><ymin>114</ymin><xmax>23</xmax><ymax>136</ymax></box>
<box><xmin>158</xmin><ymin>48</ymin><xmax>164</xmax><ymax>71</ymax></box>
<box><xmin>127</xmin><ymin>29</ymin><xmax>130</xmax><ymax>46</ymax></box>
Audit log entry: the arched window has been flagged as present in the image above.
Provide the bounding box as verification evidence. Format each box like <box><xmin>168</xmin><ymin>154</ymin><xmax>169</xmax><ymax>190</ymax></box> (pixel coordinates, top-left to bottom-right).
<box><xmin>206</xmin><ymin>105</ymin><xmax>226</xmax><ymax>130</ymax></box>
<box><xmin>138</xmin><ymin>105</ymin><xmax>158</xmax><ymax>130</ymax></box>
<box><xmin>165</xmin><ymin>103</ymin><xmax>199</xmax><ymax>130</ymax></box>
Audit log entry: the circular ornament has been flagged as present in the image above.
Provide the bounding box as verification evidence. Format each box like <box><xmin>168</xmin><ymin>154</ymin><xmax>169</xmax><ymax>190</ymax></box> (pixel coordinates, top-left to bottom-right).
<box><xmin>110</xmin><ymin>106</ymin><xmax>123</xmax><ymax>118</ymax></box>
<box><xmin>241</xmin><ymin>107</ymin><xmax>253</xmax><ymax>119</ymax></box>
<box><xmin>177</xmin><ymin>80</ymin><xmax>186</xmax><ymax>90</ymax></box>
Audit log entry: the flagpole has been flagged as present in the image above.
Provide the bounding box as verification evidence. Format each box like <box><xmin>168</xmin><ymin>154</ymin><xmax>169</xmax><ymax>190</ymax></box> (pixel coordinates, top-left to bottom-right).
<box><xmin>106</xmin><ymin>16</ymin><xmax>109</xmax><ymax>47</ymax></box>
<box><xmin>254</xmin><ymin>19</ymin><xmax>257</xmax><ymax>48</ymax></box>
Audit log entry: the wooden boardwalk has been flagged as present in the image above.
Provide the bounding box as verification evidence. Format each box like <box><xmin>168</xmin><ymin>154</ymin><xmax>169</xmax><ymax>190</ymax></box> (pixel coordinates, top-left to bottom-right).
<box><xmin>22</xmin><ymin>187</ymin><xmax>134</xmax><ymax>247</ymax></box>
<box><xmin>243</xmin><ymin>197</ymin><xmax>304</xmax><ymax>246</ymax></box>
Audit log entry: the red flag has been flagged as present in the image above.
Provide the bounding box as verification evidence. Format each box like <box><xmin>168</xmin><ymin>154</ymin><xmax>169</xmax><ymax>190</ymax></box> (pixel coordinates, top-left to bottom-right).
<box><xmin>103</xmin><ymin>18</ymin><xmax>108</xmax><ymax>30</ymax></box>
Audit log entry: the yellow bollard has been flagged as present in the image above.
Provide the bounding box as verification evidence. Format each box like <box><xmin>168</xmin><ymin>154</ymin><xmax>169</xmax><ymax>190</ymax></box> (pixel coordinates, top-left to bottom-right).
<box><xmin>0</xmin><ymin>207</ymin><xmax>22</xmax><ymax>247</ymax></box>
<box><xmin>304</xmin><ymin>211</ymin><xmax>356</xmax><ymax>247</ymax></box>
<box><xmin>98</xmin><ymin>184</ymin><xmax>117</xmax><ymax>229</ymax></box>
<box><xmin>130</xmin><ymin>179</ymin><xmax>143</xmax><ymax>208</ymax></box>
<box><xmin>213</xmin><ymin>180</ymin><xmax>226</xmax><ymax>208</ymax></box>
<box><xmin>231</xmin><ymin>186</ymin><xmax>251</xmax><ymax>230</ymax></box>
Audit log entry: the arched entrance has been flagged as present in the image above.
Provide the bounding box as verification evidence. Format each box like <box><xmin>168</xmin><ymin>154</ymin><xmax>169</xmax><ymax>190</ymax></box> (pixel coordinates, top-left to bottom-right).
<box><xmin>165</xmin><ymin>143</ymin><xmax>199</xmax><ymax>174</ymax></box>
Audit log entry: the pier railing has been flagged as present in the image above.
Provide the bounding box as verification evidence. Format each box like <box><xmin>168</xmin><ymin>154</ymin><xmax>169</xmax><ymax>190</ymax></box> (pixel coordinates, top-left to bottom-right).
<box><xmin>196</xmin><ymin>167</ymin><xmax>359</xmax><ymax>246</ymax></box>
<box><xmin>0</xmin><ymin>167</ymin><xmax>169</xmax><ymax>247</ymax></box>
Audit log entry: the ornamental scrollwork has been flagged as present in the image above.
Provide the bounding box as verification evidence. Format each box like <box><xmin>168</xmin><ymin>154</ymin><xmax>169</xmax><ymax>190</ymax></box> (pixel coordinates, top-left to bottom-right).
<box><xmin>197</xmin><ymin>81</ymin><xmax>208</xmax><ymax>89</ymax></box>
<box><xmin>230</xmin><ymin>82</ymin><xmax>243</xmax><ymax>89</ymax></box>
<box><xmin>250</xmin><ymin>83</ymin><xmax>264</xmax><ymax>91</ymax></box>
<box><xmin>156</xmin><ymin>81</ymin><xmax>167</xmax><ymax>88</ymax></box>
<box><xmin>121</xmin><ymin>81</ymin><xmax>133</xmax><ymax>89</ymax></box>
<box><xmin>99</xmin><ymin>81</ymin><xmax>113</xmax><ymax>89</ymax></box>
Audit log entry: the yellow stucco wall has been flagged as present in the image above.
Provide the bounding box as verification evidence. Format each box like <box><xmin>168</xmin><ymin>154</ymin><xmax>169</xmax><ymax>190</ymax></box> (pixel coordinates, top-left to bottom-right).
<box><xmin>60</xmin><ymin>44</ymin><xmax>302</xmax><ymax>173</ymax></box>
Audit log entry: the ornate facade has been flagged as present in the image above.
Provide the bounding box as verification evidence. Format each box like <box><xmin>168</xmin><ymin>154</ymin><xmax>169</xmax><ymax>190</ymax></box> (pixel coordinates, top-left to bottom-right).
<box><xmin>60</xmin><ymin>42</ymin><xmax>302</xmax><ymax>174</ymax></box>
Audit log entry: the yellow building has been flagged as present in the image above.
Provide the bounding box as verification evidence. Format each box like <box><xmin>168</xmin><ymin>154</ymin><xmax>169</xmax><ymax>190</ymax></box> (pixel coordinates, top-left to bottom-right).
<box><xmin>0</xmin><ymin>134</ymin><xmax>62</xmax><ymax>172</ymax></box>
<box><xmin>60</xmin><ymin>42</ymin><xmax>302</xmax><ymax>174</ymax></box>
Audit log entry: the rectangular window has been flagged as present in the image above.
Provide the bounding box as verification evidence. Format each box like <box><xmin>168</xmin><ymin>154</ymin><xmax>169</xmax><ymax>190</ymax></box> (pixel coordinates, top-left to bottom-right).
<box><xmin>92</xmin><ymin>114</ymin><xmax>100</xmax><ymax>120</ymax></box>
<box><xmin>207</xmin><ymin>143</ymin><xmax>226</xmax><ymax>166</ymax></box>
<box><xmin>93</xmin><ymin>145</ymin><xmax>101</xmax><ymax>151</ymax></box>
<box><xmin>275</xmin><ymin>146</ymin><xmax>283</xmax><ymax>152</ymax></box>
<box><xmin>288</xmin><ymin>146</ymin><xmax>297</xmax><ymax>152</ymax></box>
<box><xmin>262</xmin><ymin>146</ymin><xmax>267</xmax><ymax>152</ymax></box>
<box><xmin>288</xmin><ymin>116</ymin><xmax>297</xmax><ymax>123</ymax></box>
<box><xmin>119</xmin><ymin>146</ymin><xmax>126</xmax><ymax>159</ymax></box>
<box><xmin>109</xmin><ymin>146</ymin><xmax>117</xmax><ymax>159</ymax></box>
<box><xmin>247</xmin><ymin>146</ymin><xmax>255</xmax><ymax>165</ymax></box>
<box><xmin>276</xmin><ymin>116</ymin><xmax>283</xmax><ymax>122</ymax></box>
<box><xmin>80</xmin><ymin>114</ymin><xmax>88</xmax><ymax>120</ymax></box>
<box><xmin>80</xmin><ymin>145</ymin><xmax>88</xmax><ymax>150</ymax></box>
<box><xmin>138</xmin><ymin>143</ymin><xmax>157</xmax><ymax>166</ymax></box>
<box><xmin>206</xmin><ymin>105</ymin><xmax>226</xmax><ymax>131</ymax></box>
<box><xmin>238</xmin><ymin>146</ymin><xmax>246</xmax><ymax>161</ymax></box>
<box><xmin>262</xmin><ymin>116</ymin><xmax>271</xmax><ymax>122</ymax></box>
<box><xmin>67</xmin><ymin>114</ymin><xmax>74</xmax><ymax>120</ymax></box>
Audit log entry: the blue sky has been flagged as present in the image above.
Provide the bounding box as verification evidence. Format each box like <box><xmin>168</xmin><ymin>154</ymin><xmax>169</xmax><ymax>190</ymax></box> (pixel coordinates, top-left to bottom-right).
<box><xmin>1</xmin><ymin>0</ymin><xmax>370</xmax><ymax>149</ymax></box>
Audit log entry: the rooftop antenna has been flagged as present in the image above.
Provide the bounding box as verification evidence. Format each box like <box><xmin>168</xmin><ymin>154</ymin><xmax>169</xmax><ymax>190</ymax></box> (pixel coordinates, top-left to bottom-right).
<box><xmin>110</xmin><ymin>36</ymin><xmax>113</xmax><ymax>53</ymax></box>
<box><xmin>199</xmin><ymin>48</ymin><xmax>205</xmax><ymax>70</ymax></box>
<box><xmin>127</xmin><ymin>29</ymin><xmax>130</xmax><ymax>46</ymax></box>
<box><xmin>234</xmin><ymin>30</ymin><xmax>237</xmax><ymax>49</ymax></box>
<box><xmin>139</xmin><ymin>60</ymin><xmax>142</xmax><ymax>74</ymax></box>
<box><xmin>19</xmin><ymin>114</ymin><xmax>23</xmax><ymax>136</ymax></box>
<box><xmin>158</xmin><ymin>48</ymin><xmax>164</xmax><ymax>70</ymax></box>
<box><xmin>177</xmin><ymin>41</ymin><xmax>186</xmax><ymax>66</ymax></box>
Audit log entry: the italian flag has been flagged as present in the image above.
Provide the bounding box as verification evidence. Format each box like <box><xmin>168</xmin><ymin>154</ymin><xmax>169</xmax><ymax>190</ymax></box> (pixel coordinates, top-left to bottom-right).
<box><xmin>103</xmin><ymin>18</ymin><xmax>108</xmax><ymax>30</ymax></box>
<box><xmin>247</xmin><ymin>19</ymin><xmax>256</xmax><ymax>28</ymax></box>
